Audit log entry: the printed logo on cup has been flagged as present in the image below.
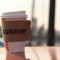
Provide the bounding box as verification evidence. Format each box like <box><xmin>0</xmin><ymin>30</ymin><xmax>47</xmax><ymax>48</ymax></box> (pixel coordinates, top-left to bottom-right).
<box><xmin>3</xmin><ymin>29</ymin><xmax>26</xmax><ymax>34</ymax></box>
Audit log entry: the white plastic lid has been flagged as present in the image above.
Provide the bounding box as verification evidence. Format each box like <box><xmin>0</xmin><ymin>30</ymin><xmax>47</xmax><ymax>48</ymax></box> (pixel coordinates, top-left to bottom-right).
<box><xmin>1</xmin><ymin>11</ymin><xmax>27</xmax><ymax>18</ymax></box>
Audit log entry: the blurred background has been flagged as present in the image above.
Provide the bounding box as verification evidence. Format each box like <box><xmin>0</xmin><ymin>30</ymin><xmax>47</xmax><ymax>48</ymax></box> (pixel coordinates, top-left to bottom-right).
<box><xmin>0</xmin><ymin>0</ymin><xmax>60</xmax><ymax>47</ymax></box>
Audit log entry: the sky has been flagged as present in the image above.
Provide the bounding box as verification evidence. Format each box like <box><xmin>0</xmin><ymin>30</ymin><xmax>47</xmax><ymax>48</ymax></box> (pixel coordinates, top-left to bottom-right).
<box><xmin>0</xmin><ymin>0</ymin><xmax>60</xmax><ymax>31</ymax></box>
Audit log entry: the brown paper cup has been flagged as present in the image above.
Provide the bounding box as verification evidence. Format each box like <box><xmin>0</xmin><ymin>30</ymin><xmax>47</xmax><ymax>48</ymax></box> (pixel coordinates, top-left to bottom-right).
<box><xmin>1</xmin><ymin>18</ymin><xmax>31</xmax><ymax>53</ymax></box>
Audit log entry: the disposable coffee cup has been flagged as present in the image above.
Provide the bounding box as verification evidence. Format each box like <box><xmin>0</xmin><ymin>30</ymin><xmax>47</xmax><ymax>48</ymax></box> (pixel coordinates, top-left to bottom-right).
<box><xmin>1</xmin><ymin>11</ymin><xmax>31</xmax><ymax>54</ymax></box>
